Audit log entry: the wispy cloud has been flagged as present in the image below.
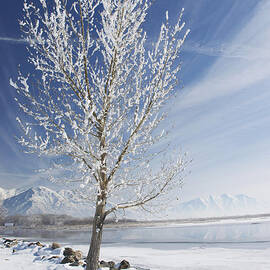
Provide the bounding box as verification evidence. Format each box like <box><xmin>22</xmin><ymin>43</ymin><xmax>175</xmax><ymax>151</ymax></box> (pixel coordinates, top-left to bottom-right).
<box><xmin>178</xmin><ymin>0</ymin><xmax>270</xmax><ymax>108</ymax></box>
<box><xmin>167</xmin><ymin>0</ymin><xmax>270</xmax><ymax>201</ymax></box>
<box><xmin>183</xmin><ymin>42</ymin><xmax>270</xmax><ymax>60</ymax></box>
<box><xmin>1</xmin><ymin>35</ymin><xmax>266</xmax><ymax>61</ymax></box>
<box><xmin>0</xmin><ymin>172</ymin><xmax>31</xmax><ymax>178</ymax></box>
<box><xmin>2</xmin><ymin>34</ymin><xmax>266</xmax><ymax>61</ymax></box>
<box><xmin>0</xmin><ymin>36</ymin><xmax>27</xmax><ymax>44</ymax></box>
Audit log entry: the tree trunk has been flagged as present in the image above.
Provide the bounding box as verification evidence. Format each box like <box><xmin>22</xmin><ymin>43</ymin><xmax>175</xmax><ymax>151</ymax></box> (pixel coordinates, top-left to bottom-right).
<box><xmin>86</xmin><ymin>196</ymin><xmax>106</xmax><ymax>270</ymax></box>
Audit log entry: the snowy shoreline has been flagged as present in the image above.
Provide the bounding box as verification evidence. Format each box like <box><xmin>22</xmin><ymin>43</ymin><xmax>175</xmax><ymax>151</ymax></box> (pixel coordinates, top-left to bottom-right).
<box><xmin>1</xmin><ymin>235</ymin><xmax>270</xmax><ymax>270</ymax></box>
<box><xmin>0</xmin><ymin>238</ymin><xmax>142</xmax><ymax>270</ymax></box>
<box><xmin>1</xmin><ymin>212</ymin><xmax>270</xmax><ymax>233</ymax></box>
<box><xmin>1</xmin><ymin>214</ymin><xmax>270</xmax><ymax>269</ymax></box>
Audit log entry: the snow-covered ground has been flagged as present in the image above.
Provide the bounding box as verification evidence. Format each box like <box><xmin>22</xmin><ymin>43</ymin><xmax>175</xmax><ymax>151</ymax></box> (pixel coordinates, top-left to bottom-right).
<box><xmin>1</xmin><ymin>238</ymin><xmax>270</xmax><ymax>269</ymax></box>
<box><xmin>0</xmin><ymin>239</ymin><xmax>139</xmax><ymax>270</ymax></box>
<box><xmin>99</xmin><ymin>243</ymin><xmax>270</xmax><ymax>270</ymax></box>
<box><xmin>0</xmin><ymin>239</ymin><xmax>82</xmax><ymax>270</ymax></box>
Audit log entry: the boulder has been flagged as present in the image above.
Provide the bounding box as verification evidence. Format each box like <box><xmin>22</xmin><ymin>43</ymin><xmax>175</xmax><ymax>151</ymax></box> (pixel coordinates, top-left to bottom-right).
<box><xmin>99</xmin><ymin>260</ymin><xmax>116</xmax><ymax>269</ymax></box>
<box><xmin>48</xmin><ymin>255</ymin><xmax>60</xmax><ymax>260</ymax></box>
<box><xmin>28</xmin><ymin>241</ymin><xmax>44</xmax><ymax>247</ymax></box>
<box><xmin>70</xmin><ymin>261</ymin><xmax>83</xmax><ymax>267</ymax></box>
<box><xmin>5</xmin><ymin>239</ymin><xmax>18</xmax><ymax>248</ymax></box>
<box><xmin>4</xmin><ymin>239</ymin><xmax>16</xmax><ymax>243</ymax></box>
<box><xmin>99</xmin><ymin>260</ymin><xmax>110</xmax><ymax>268</ymax></box>
<box><xmin>74</xmin><ymin>250</ymin><xmax>83</xmax><ymax>261</ymax></box>
<box><xmin>108</xmin><ymin>261</ymin><xmax>116</xmax><ymax>268</ymax></box>
<box><xmin>51</xmin><ymin>242</ymin><xmax>61</xmax><ymax>249</ymax></box>
<box><xmin>61</xmin><ymin>256</ymin><xmax>76</xmax><ymax>264</ymax></box>
<box><xmin>63</xmin><ymin>247</ymin><xmax>76</xmax><ymax>257</ymax></box>
<box><xmin>61</xmin><ymin>248</ymin><xmax>83</xmax><ymax>265</ymax></box>
<box><xmin>118</xmin><ymin>260</ymin><xmax>130</xmax><ymax>269</ymax></box>
<box><xmin>35</xmin><ymin>241</ymin><xmax>45</xmax><ymax>247</ymax></box>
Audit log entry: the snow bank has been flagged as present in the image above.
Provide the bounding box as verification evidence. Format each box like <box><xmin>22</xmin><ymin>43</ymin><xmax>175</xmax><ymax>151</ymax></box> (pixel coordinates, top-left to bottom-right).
<box><xmin>0</xmin><ymin>238</ymin><xmax>83</xmax><ymax>269</ymax></box>
<box><xmin>0</xmin><ymin>238</ymin><xmax>138</xmax><ymax>270</ymax></box>
<box><xmin>1</xmin><ymin>237</ymin><xmax>270</xmax><ymax>269</ymax></box>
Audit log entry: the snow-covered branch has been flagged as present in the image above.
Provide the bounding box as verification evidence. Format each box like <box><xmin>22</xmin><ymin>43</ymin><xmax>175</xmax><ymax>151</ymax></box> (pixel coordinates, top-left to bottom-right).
<box><xmin>12</xmin><ymin>0</ymin><xmax>189</xmax><ymax>216</ymax></box>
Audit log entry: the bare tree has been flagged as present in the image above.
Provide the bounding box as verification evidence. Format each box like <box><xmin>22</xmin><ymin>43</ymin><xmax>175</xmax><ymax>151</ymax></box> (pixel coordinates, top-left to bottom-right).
<box><xmin>11</xmin><ymin>0</ymin><xmax>189</xmax><ymax>269</ymax></box>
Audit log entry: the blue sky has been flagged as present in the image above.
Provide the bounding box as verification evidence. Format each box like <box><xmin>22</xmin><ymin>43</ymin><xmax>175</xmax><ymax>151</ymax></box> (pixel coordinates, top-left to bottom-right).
<box><xmin>0</xmin><ymin>0</ymin><xmax>270</xmax><ymax>202</ymax></box>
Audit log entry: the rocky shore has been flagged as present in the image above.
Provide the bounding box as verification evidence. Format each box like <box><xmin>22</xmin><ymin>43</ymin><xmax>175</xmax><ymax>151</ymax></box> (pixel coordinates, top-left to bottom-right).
<box><xmin>0</xmin><ymin>237</ymin><xmax>139</xmax><ymax>270</ymax></box>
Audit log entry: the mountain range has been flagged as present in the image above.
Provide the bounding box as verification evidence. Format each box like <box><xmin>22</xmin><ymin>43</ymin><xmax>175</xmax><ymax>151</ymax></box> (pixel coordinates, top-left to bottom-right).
<box><xmin>0</xmin><ymin>186</ymin><xmax>268</xmax><ymax>218</ymax></box>
<box><xmin>172</xmin><ymin>194</ymin><xmax>268</xmax><ymax>218</ymax></box>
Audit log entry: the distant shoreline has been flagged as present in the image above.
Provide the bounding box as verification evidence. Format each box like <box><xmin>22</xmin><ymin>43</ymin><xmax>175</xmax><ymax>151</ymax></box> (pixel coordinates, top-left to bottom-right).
<box><xmin>1</xmin><ymin>213</ymin><xmax>270</xmax><ymax>233</ymax></box>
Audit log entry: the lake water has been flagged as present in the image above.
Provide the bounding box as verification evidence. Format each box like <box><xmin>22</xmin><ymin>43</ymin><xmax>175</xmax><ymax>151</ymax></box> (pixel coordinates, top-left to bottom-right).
<box><xmin>2</xmin><ymin>220</ymin><xmax>270</xmax><ymax>247</ymax></box>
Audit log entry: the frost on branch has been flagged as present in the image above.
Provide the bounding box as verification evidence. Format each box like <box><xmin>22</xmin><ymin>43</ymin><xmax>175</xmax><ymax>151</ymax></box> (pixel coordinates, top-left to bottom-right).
<box><xmin>12</xmin><ymin>0</ymin><xmax>189</xmax><ymax>216</ymax></box>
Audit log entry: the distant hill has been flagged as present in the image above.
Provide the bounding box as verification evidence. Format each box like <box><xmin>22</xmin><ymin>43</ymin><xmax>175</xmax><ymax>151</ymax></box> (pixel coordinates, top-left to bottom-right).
<box><xmin>2</xmin><ymin>186</ymin><xmax>92</xmax><ymax>217</ymax></box>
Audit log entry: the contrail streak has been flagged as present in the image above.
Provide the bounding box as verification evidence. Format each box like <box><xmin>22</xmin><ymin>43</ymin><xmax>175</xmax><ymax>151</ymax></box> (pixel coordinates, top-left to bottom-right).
<box><xmin>0</xmin><ymin>36</ymin><xmax>28</xmax><ymax>44</ymax></box>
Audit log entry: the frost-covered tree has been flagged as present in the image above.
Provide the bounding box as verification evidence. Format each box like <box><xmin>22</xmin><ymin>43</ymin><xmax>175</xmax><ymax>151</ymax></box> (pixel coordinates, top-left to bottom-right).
<box><xmin>0</xmin><ymin>204</ymin><xmax>8</xmax><ymax>225</ymax></box>
<box><xmin>11</xmin><ymin>0</ymin><xmax>189</xmax><ymax>269</ymax></box>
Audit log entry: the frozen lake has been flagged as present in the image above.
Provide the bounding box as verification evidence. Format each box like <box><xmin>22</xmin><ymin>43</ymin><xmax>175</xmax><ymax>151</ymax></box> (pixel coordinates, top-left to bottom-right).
<box><xmin>3</xmin><ymin>219</ymin><xmax>270</xmax><ymax>246</ymax></box>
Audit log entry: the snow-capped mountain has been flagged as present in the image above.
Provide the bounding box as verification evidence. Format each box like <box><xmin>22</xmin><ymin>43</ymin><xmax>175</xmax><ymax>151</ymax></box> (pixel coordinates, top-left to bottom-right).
<box><xmin>2</xmin><ymin>186</ymin><xmax>93</xmax><ymax>217</ymax></box>
<box><xmin>173</xmin><ymin>194</ymin><xmax>267</xmax><ymax>218</ymax></box>
<box><xmin>0</xmin><ymin>185</ymin><xmax>268</xmax><ymax>218</ymax></box>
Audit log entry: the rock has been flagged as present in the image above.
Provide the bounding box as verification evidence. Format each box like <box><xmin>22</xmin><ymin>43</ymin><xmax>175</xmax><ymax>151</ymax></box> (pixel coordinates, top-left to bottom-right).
<box><xmin>5</xmin><ymin>239</ymin><xmax>18</xmax><ymax>248</ymax></box>
<box><xmin>108</xmin><ymin>261</ymin><xmax>116</xmax><ymax>268</ymax></box>
<box><xmin>28</xmin><ymin>241</ymin><xmax>44</xmax><ymax>247</ymax></box>
<box><xmin>70</xmin><ymin>261</ymin><xmax>83</xmax><ymax>266</ymax></box>
<box><xmin>61</xmin><ymin>248</ymin><xmax>83</xmax><ymax>264</ymax></box>
<box><xmin>74</xmin><ymin>250</ymin><xmax>83</xmax><ymax>261</ymax></box>
<box><xmin>51</xmin><ymin>242</ymin><xmax>61</xmax><ymax>249</ymax></box>
<box><xmin>63</xmin><ymin>247</ymin><xmax>76</xmax><ymax>257</ymax></box>
<box><xmin>4</xmin><ymin>239</ymin><xmax>16</xmax><ymax>243</ymax></box>
<box><xmin>35</xmin><ymin>241</ymin><xmax>45</xmax><ymax>247</ymax></box>
<box><xmin>118</xmin><ymin>260</ymin><xmax>130</xmax><ymax>269</ymax></box>
<box><xmin>99</xmin><ymin>260</ymin><xmax>116</xmax><ymax>269</ymax></box>
<box><xmin>48</xmin><ymin>255</ymin><xmax>60</xmax><ymax>260</ymax></box>
<box><xmin>100</xmin><ymin>260</ymin><xmax>110</xmax><ymax>267</ymax></box>
<box><xmin>61</xmin><ymin>256</ymin><xmax>76</xmax><ymax>264</ymax></box>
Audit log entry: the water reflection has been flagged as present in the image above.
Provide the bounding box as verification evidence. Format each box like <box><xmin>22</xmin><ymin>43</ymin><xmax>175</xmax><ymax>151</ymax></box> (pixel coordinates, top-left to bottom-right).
<box><xmin>103</xmin><ymin>222</ymin><xmax>270</xmax><ymax>243</ymax></box>
<box><xmin>3</xmin><ymin>221</ymin><xmax>270</xmax><ymax>245</ymax></box>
